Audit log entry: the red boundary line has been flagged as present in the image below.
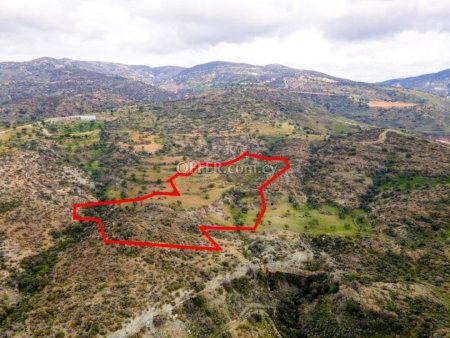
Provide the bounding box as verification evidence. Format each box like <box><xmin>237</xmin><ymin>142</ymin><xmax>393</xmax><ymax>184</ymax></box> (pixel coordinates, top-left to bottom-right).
<box><xmin>73</xmin><ymin>152</ymin><xmax>290</xmax><ymax>251</ymax></box>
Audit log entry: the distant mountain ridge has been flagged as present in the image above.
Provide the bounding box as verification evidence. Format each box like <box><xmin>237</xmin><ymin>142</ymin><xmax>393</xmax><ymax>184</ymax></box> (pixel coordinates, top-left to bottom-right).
<box><xmin>0</xmin><ymin>57</ymin><xmax>174</xmax><ymax>123</ymax></box>
<box><xmin>381</xmin><ymin>69</ymin><xmax>450</xmax><ymax>97</ymax></box>
<box><xmin>160</xmin><ymin>61</ymin><xmax>350</xmax><ymax>93</ymax></box>
<box><xmin>1</xmin><ymin>57</ymin><xmax>449</xmax><ymax>136</ymax></box>
<box><xmin>59</xmin><ymin>58</ymin><xmax>186</xmax><ymax>86</ymax></box>
<box><xmin>55</xmin><ymin>58</ymin><xmax>350</xmax><ymax>94</ymax></box>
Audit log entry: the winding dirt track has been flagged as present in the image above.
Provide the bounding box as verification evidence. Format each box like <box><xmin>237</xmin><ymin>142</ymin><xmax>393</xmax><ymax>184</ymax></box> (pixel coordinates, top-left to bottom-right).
<box><xmin>362</xmin><ymin>129</ymin><xmax>450</xmax><ymax>149</ymax></box>
<box><xmin>363</xmin><ymin>129</ymin><xmax>405</xmax><ymax>144</ymax></box>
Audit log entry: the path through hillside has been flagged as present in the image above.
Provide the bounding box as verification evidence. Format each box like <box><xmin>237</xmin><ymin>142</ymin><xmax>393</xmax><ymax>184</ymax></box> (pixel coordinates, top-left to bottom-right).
<box><xmin>363</xmin><ymin>129</ymin><xmax>405</xmax><ymax>144</ymax></box>
<box><xmin>362</xmin><ymin>129</ymin><xmax>450</xmax><ymax>149</ymax></box>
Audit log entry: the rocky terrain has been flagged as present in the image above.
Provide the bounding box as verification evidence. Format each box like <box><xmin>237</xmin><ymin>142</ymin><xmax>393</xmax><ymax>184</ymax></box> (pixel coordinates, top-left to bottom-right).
<box><xmin>0</xmin><ymin>61</ymin><xmax>449</xmax><ymax>337</ymax></box>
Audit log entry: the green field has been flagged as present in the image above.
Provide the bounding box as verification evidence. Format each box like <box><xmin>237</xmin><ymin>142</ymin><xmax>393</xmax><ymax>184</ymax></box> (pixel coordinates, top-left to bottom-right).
<box><xmin>260</xmin><ymin>200</ymin><xmax>371</xmax><ymax>236</ymax></box>
<box><xmin>204</xmin><ymin>193</ymin><xmax>372</xmax><ymax>237</ymax></box>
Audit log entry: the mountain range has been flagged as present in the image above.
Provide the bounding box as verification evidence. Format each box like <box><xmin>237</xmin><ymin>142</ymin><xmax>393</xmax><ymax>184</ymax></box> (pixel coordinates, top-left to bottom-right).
<box><xmin>1</xmin><ymin>57</ymin><xmax>449</xmax><ymax>137</ymax></box>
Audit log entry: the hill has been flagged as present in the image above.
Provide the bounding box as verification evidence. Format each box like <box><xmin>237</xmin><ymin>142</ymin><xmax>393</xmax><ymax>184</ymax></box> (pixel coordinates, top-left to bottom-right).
<box><xmin>153</xmin><ymin>61</ymin><xmax>450</xmax><ymax>136</ymax></box>
<box><xmin>62</xmin><ymin>58</ymin><xmax>186</xmax><ymax>86</ymax></box>
<box><xmin>2</xmin><ymin>58</ymin><xmax>449</xmax><ymax>136</ymax></box>
<box><xmin>0</xmin><ymin>58</ymin><xmax>174</xmax><ymax>125</ymax></box>
<box><xmin>0</xmin><ymin>88</ymin><xmax>449</xmax><ymax>336</ymax></box>
<box><xmin>157</xmin><ymin>61</ymin><xmax>346</xmax><ymax>93</ymax></box>
<box><xmin>381</xmin><ymin>68</ymin><xmax>450</xmax><ymax>97</ymax></box>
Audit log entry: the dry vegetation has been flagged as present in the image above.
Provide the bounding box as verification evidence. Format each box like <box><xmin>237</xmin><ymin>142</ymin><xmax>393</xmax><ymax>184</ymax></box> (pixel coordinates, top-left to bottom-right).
<box><xmin>0</xmin><ymin>88</ymin><xmax>449</xmax><ymax>337</ymax></box>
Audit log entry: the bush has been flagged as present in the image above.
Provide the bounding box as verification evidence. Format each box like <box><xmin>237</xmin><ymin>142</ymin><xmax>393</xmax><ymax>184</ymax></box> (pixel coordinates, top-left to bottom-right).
<box><xmin>232</xmin><ymin>277</ymin><xmax>251</xmax><ymax>295</ymax></box>
<box><xmin>153</xmin><ymin>314</ymin><xmax>167</xmax><ymax>327</ymax></box>
<box><xmin>221</xmin><ymin>278</ymin><xmax>232</xmax><ymax>292</ymax></box>
<box><xmin>17</xmin><ymin>249</ymin><xmax>59</xmax><ymax>295</ymax></box>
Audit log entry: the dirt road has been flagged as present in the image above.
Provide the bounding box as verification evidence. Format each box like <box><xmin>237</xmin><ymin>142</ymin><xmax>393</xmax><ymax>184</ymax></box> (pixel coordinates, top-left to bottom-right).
<box><xmin>363</xmin><ymin>129</ymin><xmax>405</xmax><ymax>144</ymax></box>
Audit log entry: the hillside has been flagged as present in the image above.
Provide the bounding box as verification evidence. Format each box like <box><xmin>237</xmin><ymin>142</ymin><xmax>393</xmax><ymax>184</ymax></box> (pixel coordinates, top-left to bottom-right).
<box><xmin>0</xmin><ymin>58</ymin><xmax>174</xmax><ymax>125</ymax></box>
<box><xmin>0</xmin><ymin>58</ymin><xmax>449</xmax><ymax>337</ymax></box>
<box><xmin>2</xmin><ymin>58</ymin><xmax>449</xmax><ymax>137</ymax></box>
<box><xmin>381</xmin><ymin>69</ymin><xmax>450</xmax><ymax>97</ymax></box>
<box><xmin>3</xmin><ymin>0</ymin><xmax>450</xmax><ymax>335</ymax></box>
<box><xmin>155</xmin><ymin>61</ymin><xmax>450</xmax><ymax>136</ymax></box>
<box><xmin>157</xmin><ymin>61</ymin><xmax>346</xmax><ymax>93</ymax></box>
<box><xmin>0</xmin><ymin>88</ymin><xmax>449</xmax><ymax>336</ymax></box>
<box><xmin>62</xmin><ymin>59</ymin><xmax>186</xmax><ymax>86</ymax></box>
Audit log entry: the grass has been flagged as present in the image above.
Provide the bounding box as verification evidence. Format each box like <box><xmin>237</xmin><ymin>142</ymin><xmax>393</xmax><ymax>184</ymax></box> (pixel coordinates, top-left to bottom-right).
<box><xmin>118</xmin><ymin>132</ymin><xmax>163</xmax><ymax>153</ymax></box>
<box><xmin>3</xmin><ymin>115</ymin><xmax>366</xmax><ymax>241</ymax></box>
<box><xmin>0</xmin><ymin>144</ymin><xmax>12</xmax><ymax>154</ymax></box>
<box><xmin>84</xmin><ymin>160</ymin><xmax>100</xmax><ymax>172</ymax></box>
<box><xmin>156</xmin><ymin>171</ymin><xmax>231</xmax><ymax>209</ymax></box>
<box><xmin>375</xmin><ymin>173</ymin><xmax>450</xmax><ymax>191</ymax></box>
<box><xmin>259</xmin><ymin>198</ymin><xmax>371</xmax><ymax>236</ymax></box>
<box><xmin>250</xmin><ymin>121</ymin><xmax>295</xmax><ymax>136</ymax></box>
<box><xmin>41</xmin><ymin>108</ymin><xmax>363</xmax><ymax>238</ymax></box>
<box><xmin>103</xmin><ymin>156</ymin><xmax>182</xmax><ymax>201</ymax></box>
<box><xmin>143</xmin><ymin>155</ymin><xmax>185</xmax><ymax>164</ymax></box>
<box><xmin>0</xmin><ymin>124</ymin><xmax>37</xmax><ymax>141</ymax></box>
<box><xmin>45</xmin><ymin>120</ymin><xmax>103</xmax><ymax>135</ymax></box>
<box><xmin>204</xmin><ymin>194</ymin><xmax>371</xmax><ymax>237</ymax></box>
<box><xmin>292</xmin><ymin>134</ymin><xmax>326</xmax><ymax>140</ymax></box>
<box><xmin>62</xmin><ymin>130</ymin><xmax>101</xmax><ymax>148</ymax></box>
<box><xmin>0</xmin><ymin>130</ymin><xmax>12</xmax><ymax>141</ymax></box>
<box><xmin>103</xmin><ymin>157</ymin><xmax>231</xmax><ymax>209</ymax></box>
<box><xmin>328</xmin><ymin>121</ymin><xmax>354</xmax><ymax>134</ymax></box>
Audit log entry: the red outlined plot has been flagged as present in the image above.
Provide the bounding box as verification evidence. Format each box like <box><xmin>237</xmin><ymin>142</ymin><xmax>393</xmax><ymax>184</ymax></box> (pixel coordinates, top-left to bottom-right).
<box><xmin>73</xmin><ymin>152</ymin><xmax>290</xmax><ymax>251</ymax></box>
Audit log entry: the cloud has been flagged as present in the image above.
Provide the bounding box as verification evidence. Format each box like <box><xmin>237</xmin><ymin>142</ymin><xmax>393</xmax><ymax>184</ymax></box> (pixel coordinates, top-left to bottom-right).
<box><xmin>0</xmin><ymin>0</ymin><xmax>449</xmax><ymax>82</ymax></box>
<box><xmin>127</xmin><ymin>0</ymin><xmax>301</xmax><ymax>46</ymax></box>
<box><xmin>322</xmin><ymin>0</ymin><xmax>450</xmax><ymax>41</ymax></box>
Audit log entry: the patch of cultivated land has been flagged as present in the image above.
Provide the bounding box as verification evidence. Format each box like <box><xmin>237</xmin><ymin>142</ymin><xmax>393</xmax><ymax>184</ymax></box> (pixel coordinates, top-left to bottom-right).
<box><xmin>118</xmin><ymin>132</ymin><xmax>163</xmax><ymax>153</ymax></box>
<box><xmin>368</xmin><ymin>100</ymin><xmax>418</xmax><ymax>108</ymax></box>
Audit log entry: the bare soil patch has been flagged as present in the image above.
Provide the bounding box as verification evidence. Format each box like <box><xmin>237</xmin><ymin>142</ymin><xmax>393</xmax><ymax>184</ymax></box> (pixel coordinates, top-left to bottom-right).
<box><xmin>368</xmin><ymin>101</ymin><xmax>418</xmax><ymax>109</ymax></box>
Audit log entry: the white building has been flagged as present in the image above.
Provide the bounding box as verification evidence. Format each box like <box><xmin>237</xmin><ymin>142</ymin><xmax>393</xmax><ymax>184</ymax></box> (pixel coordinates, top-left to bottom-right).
<box><xmin>77</xmin><ymin>115</ymin><xmax>96</xmax><ymax>121</ymax></box>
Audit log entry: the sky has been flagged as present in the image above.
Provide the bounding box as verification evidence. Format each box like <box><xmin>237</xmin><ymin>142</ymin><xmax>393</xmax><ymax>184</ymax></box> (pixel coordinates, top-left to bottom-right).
<box><xmin>1</xmin><ymin>0</ymin><xmax>449</xmax><ymax>82</ymax></box>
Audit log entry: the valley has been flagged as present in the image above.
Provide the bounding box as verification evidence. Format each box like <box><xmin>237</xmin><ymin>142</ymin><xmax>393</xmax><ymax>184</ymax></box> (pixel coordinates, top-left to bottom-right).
<box><xmin>0</xmin><ymin>59</ymin><xmax>449</xmax><ymax>337</ymax></box>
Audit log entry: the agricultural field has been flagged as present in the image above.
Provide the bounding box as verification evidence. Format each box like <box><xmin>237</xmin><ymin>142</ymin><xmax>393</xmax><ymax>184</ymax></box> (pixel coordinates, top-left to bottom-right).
<box><xmin>367</xmin><ymin>100</ymin><xmax>418</xmax><ymax>108</ymax></box>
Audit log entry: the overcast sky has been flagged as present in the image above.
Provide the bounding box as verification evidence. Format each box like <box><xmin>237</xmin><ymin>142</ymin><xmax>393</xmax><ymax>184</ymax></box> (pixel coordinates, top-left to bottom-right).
<box><xmin>1</xmin><ymin>0</ymin><xmax>449</xmax><ymax>82</ymax></box>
